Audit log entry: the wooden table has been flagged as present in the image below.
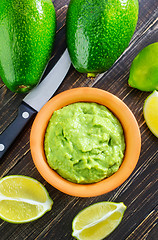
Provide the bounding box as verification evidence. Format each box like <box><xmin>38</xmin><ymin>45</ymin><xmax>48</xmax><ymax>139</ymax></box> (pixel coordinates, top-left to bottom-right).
<box><xmin>0</xmin><ymin>0</ymin><xmax>157</xmax><ymax>239</ymax></box>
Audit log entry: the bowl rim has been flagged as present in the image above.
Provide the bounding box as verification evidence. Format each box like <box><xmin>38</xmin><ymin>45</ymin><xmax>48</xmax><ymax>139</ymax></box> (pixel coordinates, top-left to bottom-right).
<box><xmin>30</xmin><ymin>87</ymin><xmax>141</xmax><ymax>197</ymax></box>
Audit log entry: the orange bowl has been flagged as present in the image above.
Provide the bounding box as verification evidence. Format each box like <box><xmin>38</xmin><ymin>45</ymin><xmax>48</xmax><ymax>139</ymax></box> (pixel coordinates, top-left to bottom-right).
<box><xmin>30</xmin><ymin>87</ymin><xmax>141</xmax><ymax>197</ymax></box>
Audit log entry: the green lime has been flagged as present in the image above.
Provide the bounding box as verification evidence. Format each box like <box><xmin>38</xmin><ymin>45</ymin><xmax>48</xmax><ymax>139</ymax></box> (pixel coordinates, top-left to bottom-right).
<box><xmin>0</xmin><ymin>175</ymin><xmax>53</xmax><ymax>223</ymax></box>
<box><xmin>128</xmin><ymin>42</ymin><xmax>158</xmax><ymax>91</ymax></box>
<box><xmin>72</xmin><ymin>201</ymin><xmax>127</xmax><ymax>240</ymax></box>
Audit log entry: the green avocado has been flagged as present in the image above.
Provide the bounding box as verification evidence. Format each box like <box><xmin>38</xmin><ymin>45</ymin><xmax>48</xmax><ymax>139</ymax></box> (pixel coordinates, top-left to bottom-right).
<box><xmin>66</xmin><ymin>0</ymin><xmax>139</xmax><ymax>77</ymax></box>
<box><xmin>0</xmin><ymin>0</ymin><xmax>56</xmax><ymax>93</ymax></box>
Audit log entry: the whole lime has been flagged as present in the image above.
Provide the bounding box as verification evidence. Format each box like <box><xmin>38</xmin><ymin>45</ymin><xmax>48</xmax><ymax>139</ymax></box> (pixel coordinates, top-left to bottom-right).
<box><xmin>128</xmin><ymin>42</ymin><xmax>158</xmax><ymax>91</ymax></box>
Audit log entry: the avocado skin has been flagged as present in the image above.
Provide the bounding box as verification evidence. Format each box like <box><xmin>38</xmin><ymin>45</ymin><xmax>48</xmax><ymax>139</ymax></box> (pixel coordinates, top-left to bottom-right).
<box><xmin>0</xmin><ymin>0</ymin><xmax>56</xmax><ymax>93</ymax></box>
<box><xmin>66</xmin><ymin>0</ymin><xmax>139</xmax><ymax>75</ymax></box>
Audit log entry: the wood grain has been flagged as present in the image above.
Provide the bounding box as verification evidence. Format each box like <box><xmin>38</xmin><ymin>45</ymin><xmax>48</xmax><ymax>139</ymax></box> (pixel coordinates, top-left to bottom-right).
<box><xmin>0</xmin><ymin>0</ymin><xmax>158</xmax><ymax>239</ymax></box>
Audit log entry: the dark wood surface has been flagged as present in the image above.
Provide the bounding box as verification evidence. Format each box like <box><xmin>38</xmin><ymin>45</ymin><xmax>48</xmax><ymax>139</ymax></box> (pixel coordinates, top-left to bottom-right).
<box><xmin>0</xmin><ymin>0</ymin><xmax>158</xmax><ymax>239</ymax></box>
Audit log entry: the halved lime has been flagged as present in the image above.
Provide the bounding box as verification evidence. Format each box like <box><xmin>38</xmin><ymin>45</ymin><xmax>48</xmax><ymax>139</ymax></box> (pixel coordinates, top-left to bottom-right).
<box><xmin>143</xmin><ymin>90</ymin><xmax>158</xmax><ymax>137</ymax></box>
<box><xmin>72</xmin><ymin>201</ymin><xmax>127</xmax><ymax>240</ymax></box>
<box><xmin>0</xmin><ymin>175</ymin><xmax>53</xmax><ymax>223</ymax></box>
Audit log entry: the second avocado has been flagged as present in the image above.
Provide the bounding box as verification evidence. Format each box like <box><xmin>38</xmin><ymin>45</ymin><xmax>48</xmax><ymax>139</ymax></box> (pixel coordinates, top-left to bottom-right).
<box><xmin>66</xmin><ymin>0</ymin><xmax>139</xmax><ymax>77</ymax></box>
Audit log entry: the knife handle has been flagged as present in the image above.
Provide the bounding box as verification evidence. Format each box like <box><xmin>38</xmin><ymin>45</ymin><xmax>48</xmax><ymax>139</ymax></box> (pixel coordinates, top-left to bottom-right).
<box><xmin>0</xmin><ymin>102</ymin><xmax>37</xmax><ymax>160</ymax></box>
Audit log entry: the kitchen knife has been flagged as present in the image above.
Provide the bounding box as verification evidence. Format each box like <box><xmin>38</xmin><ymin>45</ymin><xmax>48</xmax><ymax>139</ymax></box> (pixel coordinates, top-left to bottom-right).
<box><xmin>0</xmin><ymin>49</ymin><xmax>71</xmax><ymax>159</ymax></box>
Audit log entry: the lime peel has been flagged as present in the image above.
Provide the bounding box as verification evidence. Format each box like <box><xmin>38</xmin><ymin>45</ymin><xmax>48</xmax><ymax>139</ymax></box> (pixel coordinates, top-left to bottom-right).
<box><xmin>72</xmin><ymin>201</ymin><xmax>127</xmax><ymax>240</ymax></box>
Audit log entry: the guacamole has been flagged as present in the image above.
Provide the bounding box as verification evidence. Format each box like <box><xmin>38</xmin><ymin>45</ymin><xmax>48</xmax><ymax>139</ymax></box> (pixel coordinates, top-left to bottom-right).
<box><xmin>44</xmin><ymin>102</ymin><xmax>125</xmax><ymax>184</ymax></box>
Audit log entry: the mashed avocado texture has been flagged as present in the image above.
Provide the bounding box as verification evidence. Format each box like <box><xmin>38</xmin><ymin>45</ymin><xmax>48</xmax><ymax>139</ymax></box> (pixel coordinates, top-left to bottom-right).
<box><xmin>44</xmin><ymin>102</ymin><xmax>125</xmax><ymax>184</ymax></box>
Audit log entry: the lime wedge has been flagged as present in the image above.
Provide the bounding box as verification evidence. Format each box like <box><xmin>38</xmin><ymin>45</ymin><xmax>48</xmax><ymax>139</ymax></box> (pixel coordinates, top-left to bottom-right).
<box><xmin>143</xmin><ymin>90</ymin><xmax>158</xmax><ymax>137</ymax></box>
<box><xmin>72</xmin><ymin>201</ymin><xmax>127</xmax><ymax>240</ymax></box>
<box><xmin>0</xmin><ymin>175</ymin><xmax>53</xmax><ymax>223</ymax></box>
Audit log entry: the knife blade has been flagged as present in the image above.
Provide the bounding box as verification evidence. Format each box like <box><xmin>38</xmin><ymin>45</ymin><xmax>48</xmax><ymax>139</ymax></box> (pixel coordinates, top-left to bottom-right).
<box><xmin>0</xmin><ymin>49</ymin><xmax>71</xmax><ymax>159</ymax></box>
